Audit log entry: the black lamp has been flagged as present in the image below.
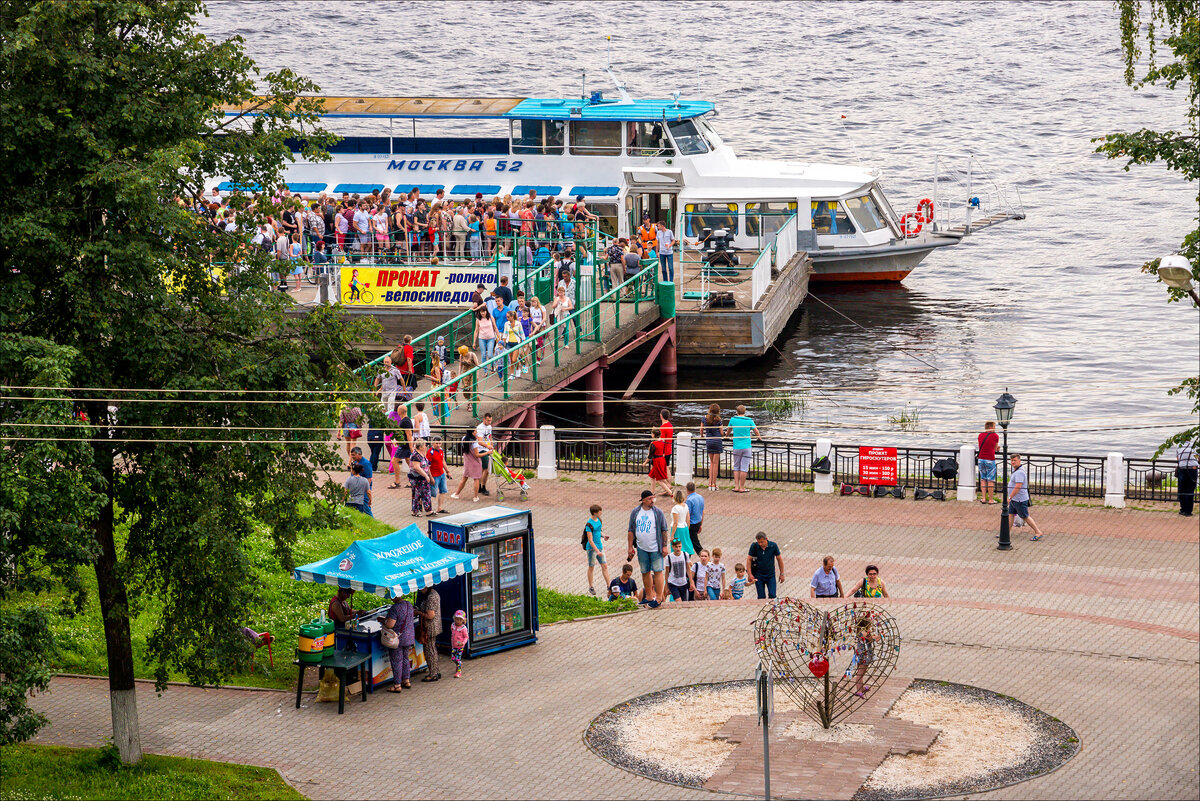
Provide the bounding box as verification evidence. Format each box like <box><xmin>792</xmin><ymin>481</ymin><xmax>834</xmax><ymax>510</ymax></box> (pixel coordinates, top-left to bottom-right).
<box><xmin>994</xmin><ymin>390</ymin><xmax>1017</xmax><ymax>551</ymax></box>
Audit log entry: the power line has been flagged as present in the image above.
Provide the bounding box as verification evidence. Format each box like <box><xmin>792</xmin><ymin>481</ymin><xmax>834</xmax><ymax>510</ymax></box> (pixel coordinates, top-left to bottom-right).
<box><xmin>1</xmin><ymin>378</ymin><xmax>1188</xmax><ymax>396</ymax></box>
<box><xmin>2</xmin><ymin>423</ymin><xmax>1190</xmax><ymax>446</ymax></box>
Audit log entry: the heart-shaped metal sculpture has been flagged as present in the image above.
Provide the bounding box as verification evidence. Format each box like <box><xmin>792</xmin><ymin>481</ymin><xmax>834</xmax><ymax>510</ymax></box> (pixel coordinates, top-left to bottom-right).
<box><xmin>754</xmin><ymin>598</ymin><xmax>900</xmax><ymax>728</ymax></box>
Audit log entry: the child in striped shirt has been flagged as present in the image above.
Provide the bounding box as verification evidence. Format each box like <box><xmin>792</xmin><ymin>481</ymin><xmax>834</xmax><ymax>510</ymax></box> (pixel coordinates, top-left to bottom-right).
<box><xmin>730</xmin><ymin>563</ymin><xmax>750</xmax><ymax>600</ymax></box>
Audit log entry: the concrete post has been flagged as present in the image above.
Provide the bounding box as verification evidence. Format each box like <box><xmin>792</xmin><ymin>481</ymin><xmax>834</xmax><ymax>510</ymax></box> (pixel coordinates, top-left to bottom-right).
<box><xmin>814</xmin><ymin>438</ymin><xmax>834</xmax><ymax>494</ymax></box>
<box><xmin>957</xmin><ymin>444</ymin><xmax>977</xmax><ymax>502</ymax></box>
<box><xmin>676</xmin><ymin>432</ymin><xmax>694</xmax><ymax>487</ymax></box>
<box><xmin>1104</xmin><ymin>451</ymin><xmax>1126</xmax><ymax>508</ymax></box>
<box><xmin>537</xmin><ymin>425</ymin><xmax>557</xmax><ymax>480</ymax></box>
<box><xmin>318</xmin><ymin>272</ymin><xmax>331</xmax><ymax>305</ymax></box>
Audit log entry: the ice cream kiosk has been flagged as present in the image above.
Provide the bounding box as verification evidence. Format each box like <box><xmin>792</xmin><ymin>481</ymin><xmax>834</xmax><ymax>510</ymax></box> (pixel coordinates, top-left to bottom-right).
<box><xmin>293</xmin><ymin>523</ymin><xmax>479</xmax><ymax>689</ymax></box>
<box><xmin>427</xmin><ymin>506</ymin><xmax>538</xmax><ymax>657</ymax></box>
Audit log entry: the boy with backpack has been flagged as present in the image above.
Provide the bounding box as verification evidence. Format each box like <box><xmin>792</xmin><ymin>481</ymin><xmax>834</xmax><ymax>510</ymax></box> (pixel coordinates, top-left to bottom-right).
<box><xmin>583</xmin><ymin>504</ymin><xmax>609</xmax><ymax>596</ymax></box>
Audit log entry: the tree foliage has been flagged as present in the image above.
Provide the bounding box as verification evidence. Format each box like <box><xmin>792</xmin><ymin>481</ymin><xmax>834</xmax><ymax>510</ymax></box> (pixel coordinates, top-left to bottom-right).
<box><xmin>0</xmin><ymin>0</ymin><xmax>374</xmax><ymax>756</ymax></box>
<box><xmin>1093</xmin><ymin>0</ymin><xmax>1200</xmax><ymax>297</ymax></box>
<box><xmin>1094</xmin><ymin>1</ymin><xmax>1199</xmax><ymax>456</ymax></box>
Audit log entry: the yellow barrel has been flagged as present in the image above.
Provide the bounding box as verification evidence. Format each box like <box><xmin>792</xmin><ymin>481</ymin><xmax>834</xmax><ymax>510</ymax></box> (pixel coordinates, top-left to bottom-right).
<box><xmin>298</xmin><ymin>623</ymin><xmax>325</xmax><ymax>663</ymax></box>
<box><xmin>322</xmin><ymin>618</ymin><xmax>335</xmax><ymax>649</ymax></box>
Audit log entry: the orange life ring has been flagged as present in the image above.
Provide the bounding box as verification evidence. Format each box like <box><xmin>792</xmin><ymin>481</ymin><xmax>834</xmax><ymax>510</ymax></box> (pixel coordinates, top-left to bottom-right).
<box><xmin>899</xmin><ymin>213</ymin><xmax>923</xmax><ymax>237</ymax></box>
<box><xmin>916</xmin><ymin>197</ymin><xmax>934</xmax><ymax>222</ymax></box>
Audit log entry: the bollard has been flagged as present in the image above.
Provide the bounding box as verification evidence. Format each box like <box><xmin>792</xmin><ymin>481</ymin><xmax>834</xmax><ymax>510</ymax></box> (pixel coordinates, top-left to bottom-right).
<box><xmin>537</xmin><ymin>425</ymin><xmax>557</xmax><ymax>480</ymax></box>
<box><xmin>676</xmin><ymin>432</ymin><xmax>694</xmax><ymax>487</ymax></box>
<box><xmin>814</xmin><ymin>438</ymin><xmax>834</xmax><ymax>494</ymax></box>
<box><xmin>1104</xmin><ymin>451</ymin><xmax>1126</xmax><ymax>508</ymax></box>
<box><xmin>318</xmin><ymin>272</ymin><xmax>331</xmax><ymax>305</ymax></box>
<box><xmin>957</xmin><ymin>444</ymin><xmax>977</xmax><ymax>502</ymax></box>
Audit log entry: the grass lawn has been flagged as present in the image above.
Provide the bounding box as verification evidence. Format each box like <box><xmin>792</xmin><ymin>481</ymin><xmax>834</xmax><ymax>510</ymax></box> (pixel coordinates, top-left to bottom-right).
<box><xmin>538</xmin><ymin>586</ymin><xmax>637</xmax><ymax>623</ymax></box>
<box><xmin>0</xmin><ymin>743</ymin><xmax>305</xmax><ymax>800</ymax></box>
<box><xmin>13</xmin><ymin>509</ymin><xmax>395</xmax><ymax>690</ymax></box>
<box><xmin>10</xmin><ymin>510</ymin><xmax>634</xmax><ymax>691</ymax></box>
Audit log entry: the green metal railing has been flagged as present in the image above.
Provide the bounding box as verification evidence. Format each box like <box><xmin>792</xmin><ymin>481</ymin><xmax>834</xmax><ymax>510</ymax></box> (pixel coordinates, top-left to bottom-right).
<box><xmin>352</xmin><ymin>223</ymin><xmax>610</xmax><ymax>379</ymax></box>
<box><xmin>407</xmin><ymin>261</ymin><xmax>661</xmax><ymax>421</ymax></box>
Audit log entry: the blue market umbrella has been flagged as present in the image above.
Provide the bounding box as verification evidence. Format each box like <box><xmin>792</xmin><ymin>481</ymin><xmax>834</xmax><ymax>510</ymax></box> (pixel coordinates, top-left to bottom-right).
<box><xmin>294</xmin><ymin>523</ymin><xmax>478</xmax><ymax>598</ymax></box>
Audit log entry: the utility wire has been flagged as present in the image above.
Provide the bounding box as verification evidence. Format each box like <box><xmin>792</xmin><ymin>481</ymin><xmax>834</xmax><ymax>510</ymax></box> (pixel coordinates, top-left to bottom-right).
<box><xmin>805</xmin><ymin>291</ymin><xmax>940</xmax><ymax>371</ymax></box>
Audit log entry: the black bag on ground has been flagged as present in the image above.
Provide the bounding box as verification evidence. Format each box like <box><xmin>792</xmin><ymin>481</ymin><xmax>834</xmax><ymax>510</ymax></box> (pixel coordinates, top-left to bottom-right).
<box><xmin>932</xmin><ymin>458</ymin><xmax>958</xmax><ymax>480</ymax></box>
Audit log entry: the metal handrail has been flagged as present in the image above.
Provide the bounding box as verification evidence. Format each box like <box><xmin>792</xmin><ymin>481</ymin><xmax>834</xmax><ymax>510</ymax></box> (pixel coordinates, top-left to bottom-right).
<box><xmin>405</xmin><ymin>263</ymin><xmax>660</xmax><ymax>420</ymax></box>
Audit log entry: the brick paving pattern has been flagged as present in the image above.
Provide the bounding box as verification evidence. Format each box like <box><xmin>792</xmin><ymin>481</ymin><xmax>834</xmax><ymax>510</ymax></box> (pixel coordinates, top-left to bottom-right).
<box><xmin>30</xmin><ymin>469</ymin><xmax>1200</xmax><ymax>799</ymax></box>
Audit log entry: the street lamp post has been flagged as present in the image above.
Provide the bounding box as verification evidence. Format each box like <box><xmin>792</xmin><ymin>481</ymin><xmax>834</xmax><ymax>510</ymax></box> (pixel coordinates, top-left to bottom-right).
<box><xmin>994</xmin><ymin>390</ymin><xmax>1017</xmax><ymax>551</ymax></box>
<box><xmin>1157</xmin><ymin>254</ymin><xmax>1200</xmax><ymax>306</ymax></box>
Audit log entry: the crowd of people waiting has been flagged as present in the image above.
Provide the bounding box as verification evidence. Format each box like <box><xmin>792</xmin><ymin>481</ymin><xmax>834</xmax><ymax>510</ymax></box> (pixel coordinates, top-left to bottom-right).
<box><xmin>192</xmin><ymin>183</ymin><xmax>679</xmax><ymax>298</ymax></box>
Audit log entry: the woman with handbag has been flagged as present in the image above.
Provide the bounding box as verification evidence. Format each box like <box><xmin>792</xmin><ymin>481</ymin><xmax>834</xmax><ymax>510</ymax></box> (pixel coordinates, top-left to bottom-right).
<box><xmin>852</xmin><ymin>565</ymin><xmax>889</xmax><ymax>598</ymax></box>
<box><xmin>415</xmin><ymin>586</ymin><xmax>443</xmax><ymax>682</ymax></box>
<box><xmin>382</xmin><ymin>596</ymin><xmax>416</xmax><ymax>692</ymax></box>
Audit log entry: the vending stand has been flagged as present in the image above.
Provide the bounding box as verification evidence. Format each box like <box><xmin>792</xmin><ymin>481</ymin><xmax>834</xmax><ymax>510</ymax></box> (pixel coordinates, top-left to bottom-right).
<box><xmin>427</xmin><ymin>506</ymin><xmax>538</xmax><ymax>657</ymax></box>
<box><xmin>293</xmin><ymin>523</ymin><xmax>478</xmax><ymax>689</ymax></box>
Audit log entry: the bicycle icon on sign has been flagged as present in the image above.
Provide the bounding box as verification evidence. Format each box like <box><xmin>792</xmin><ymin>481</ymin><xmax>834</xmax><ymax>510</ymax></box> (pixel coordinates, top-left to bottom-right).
<box><xmin>342</xmin><ymin>288</ymin><xmax>374</xmax><ymax>304</ymax></box>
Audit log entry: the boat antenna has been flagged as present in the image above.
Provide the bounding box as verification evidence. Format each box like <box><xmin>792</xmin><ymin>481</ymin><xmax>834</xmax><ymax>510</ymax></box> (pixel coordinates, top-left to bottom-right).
<box><xmin>602</xmin><ymin>35</ymin><xmax>634</xmax><ymax>104</ymax></box>
<box><xmin>581</xmin><ymin>69</ymin><xmax>586</xmax><ymax>102</ymax></box>
<box><xmin>837</xmin><ymin>114</ymin><xmax>869</xmax><ymax>170</ymax></box>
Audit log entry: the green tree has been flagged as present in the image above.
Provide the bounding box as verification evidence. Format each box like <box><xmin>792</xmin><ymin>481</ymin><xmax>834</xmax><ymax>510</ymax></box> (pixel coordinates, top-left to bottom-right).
<box><xmin>0</xmin><ymin>1</ymin><xmax>373</xmax><ymax>762</ymax></box>
<box><xmin>1094</xmin><ymin>0</ymin><xmax>1199</xmax><ymax>455</ymax></box>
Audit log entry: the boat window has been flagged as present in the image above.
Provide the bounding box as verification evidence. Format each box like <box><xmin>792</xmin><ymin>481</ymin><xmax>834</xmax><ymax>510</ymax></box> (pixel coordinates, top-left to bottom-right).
<box><xmin>745</xmin><ymin>201</ymin><xmax>798</xmax><ymax>237</ymax></box>
<box><xmin>511</xmin><ymin>119</ymin><xmax>564</xmax><ymax>155</ymax></box>
<box><xmin>696</xmin><ymin>116</ymin><xmax>723</xmax><ymax>148</ymax></box>
<box><xmin>811</xmin><ymin>200</ymin><xmax>856</xmax><ymax>235</ymax></box>
<box><xmin>628</xmin><ymin>121</ymin><xmax>674</xmax><ymax>157</ymax></box>
<box><xmin>844</xmin><ymin>195</ymin><xmax>887</xmax><ymax>232</ymax></box>
<box><xmin>667</xmin><ymin>119</ymin><xmax>711</xmax><ymax>155</ymax></box>
<box><xmin>569</xmin><ymin>121</ymin><xmax>622</xmax><ymax>156</ymax></box>
<box><xmin>684</xmin><ymin>203</ymin><xmax>737</xmax><ymax>237</ymax></box>
<box><xmin>589</xmin><ymin>202</ymin><xmax>619</xmax><ymax>238</ymax></box>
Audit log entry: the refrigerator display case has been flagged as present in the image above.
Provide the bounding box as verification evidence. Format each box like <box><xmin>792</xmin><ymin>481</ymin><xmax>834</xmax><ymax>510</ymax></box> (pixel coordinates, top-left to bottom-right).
<box><xmin>428</xmin><ymin>506</ymin><xmax>537</xmax><ymax>657</ymax></box>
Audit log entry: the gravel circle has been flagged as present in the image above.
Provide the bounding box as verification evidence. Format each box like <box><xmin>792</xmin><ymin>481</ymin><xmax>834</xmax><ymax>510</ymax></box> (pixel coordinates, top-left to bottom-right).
<box><xmin>585</xmin><ymin>680</ymin><xmax>756</xmax><ymax>789</ymax></box>
<box><xmin>852</xmin><ymin>679</ymin><xmax>1081</xmax><ymax>801</ymax></box>
<box><xmin>585</xmin><ymin>679</ymin><xmax>1080</xmax><ymax>799</ymax></box>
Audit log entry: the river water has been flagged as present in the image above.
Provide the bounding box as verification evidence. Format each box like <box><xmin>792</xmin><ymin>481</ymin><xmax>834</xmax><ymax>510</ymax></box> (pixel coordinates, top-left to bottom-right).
<box><xmin>200</xmin><ymin>1</ymin><xmax>1198</xmax><ymax>456</ymax></box>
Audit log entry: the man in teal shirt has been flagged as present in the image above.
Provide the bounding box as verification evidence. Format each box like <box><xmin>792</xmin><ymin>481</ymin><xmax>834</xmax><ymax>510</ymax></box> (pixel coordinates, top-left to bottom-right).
<box><xmin>725</xmin><ymin>404</ymin><xmax>760</xmax><ymax>493</ymax></box>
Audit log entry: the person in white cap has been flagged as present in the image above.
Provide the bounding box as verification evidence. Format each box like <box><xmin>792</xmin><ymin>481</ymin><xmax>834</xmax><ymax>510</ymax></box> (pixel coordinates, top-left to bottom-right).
<box><xmin>450</xmin><ymin>610</ymin><xmax>469</xmax><ymax>678</ymax></box>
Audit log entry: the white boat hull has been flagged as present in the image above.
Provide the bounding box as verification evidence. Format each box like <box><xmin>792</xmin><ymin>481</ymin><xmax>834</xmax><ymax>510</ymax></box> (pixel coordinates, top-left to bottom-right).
<box><xmin>810</xmin><ymin>236</ymin><xmax>959</xmax><ymax>282</ymax></box>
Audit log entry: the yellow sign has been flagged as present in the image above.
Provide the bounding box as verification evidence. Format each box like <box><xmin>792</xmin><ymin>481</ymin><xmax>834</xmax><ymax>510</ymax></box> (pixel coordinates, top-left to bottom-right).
<box><xmin>339</xmin><ymin>266</ymin><xmax>498</xmax><ymax>306</ymax></box>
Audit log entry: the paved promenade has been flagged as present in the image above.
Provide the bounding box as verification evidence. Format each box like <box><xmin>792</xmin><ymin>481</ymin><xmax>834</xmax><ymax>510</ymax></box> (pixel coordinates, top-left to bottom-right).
<box><xmin>30</xmin><ymin>472</ymin><xmax>1199</xmax><ymax>800</ymax></box>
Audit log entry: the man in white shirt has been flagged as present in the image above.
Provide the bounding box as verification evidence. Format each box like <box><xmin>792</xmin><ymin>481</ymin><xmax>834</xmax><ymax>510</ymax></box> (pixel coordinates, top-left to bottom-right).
<box><xmin>352</xmin><ymin>202</ymin><xmax>371</xmax><ymax>258</ymax></box>
<box><xmin>655</xmin><ymin>221</ymin><xmax>675</xmax><ymax>282</ymax></box>
<box><xmin>374</xmin><ymin>356</ymin><xmax>403</xmax><ymax>414</ymax></box>
<box><xmin>626</xmin><ymin>490</ymin><xmax>668</xmax><ymax>607</ymax></box>
<box><xmin>474</xmin><ymin>413</ymin><xmax>494</xmax><ymax>496</ymax></box>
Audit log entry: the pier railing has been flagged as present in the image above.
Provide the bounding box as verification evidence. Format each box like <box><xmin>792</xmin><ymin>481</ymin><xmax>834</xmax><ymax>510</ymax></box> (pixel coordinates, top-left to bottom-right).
<box><xmin>508</xmin><ymin>431</ymin><xmax>1185</xmax><ymax>502</ymax></box>
<box><xmin>405</xmin><ymin>264</ymin><xmax>660</xmax><ymax>421</ymax></box>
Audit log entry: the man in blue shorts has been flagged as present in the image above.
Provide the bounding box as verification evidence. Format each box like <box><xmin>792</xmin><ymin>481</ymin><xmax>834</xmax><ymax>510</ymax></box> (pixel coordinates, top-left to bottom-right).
<box><xmin>725</xmin><ymin>404</ymin><xmax>760</xmax><ymax>493</ymax></box>
<box><xmin>1007</xmin><ymin>454</ymin><xmax>1046</xmax><ymax>541</ymax></box>
<box><xmin>627</xmin><ymin>490</ymin><xmax>667</xmax><ymax>607</ymax></box>
<box><xmin>977</xmin><ymin>421</ymin><xmax>999</xmax><ymax>503</ymax></box>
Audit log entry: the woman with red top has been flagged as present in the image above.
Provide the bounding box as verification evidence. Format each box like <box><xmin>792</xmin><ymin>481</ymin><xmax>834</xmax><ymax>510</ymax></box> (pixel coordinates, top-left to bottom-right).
<box><xmin>427</xmin><ymin>436</ymin><xmax>453</xmax><ymax>514</ymax></box>
<box><xmin>977</xmin><ymin>421</ymin><xmax>1000</xmax><ymax>504</ymax></box>
<box><xmin>644</xmin><ymin>427</ymin><xmax>672</xmax><ymax>497</ymax></box>
<box><xmin>658</xmin><ymin>408</ymin><xmax>675</xmax><ymax>489</ymax></box>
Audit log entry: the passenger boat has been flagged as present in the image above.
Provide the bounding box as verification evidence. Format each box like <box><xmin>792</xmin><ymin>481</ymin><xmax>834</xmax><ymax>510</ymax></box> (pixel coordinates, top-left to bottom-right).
<box><xmin>218</xmin><ymin>70</ymin><xmax>1023</xmax><ymax>283</ymax></box>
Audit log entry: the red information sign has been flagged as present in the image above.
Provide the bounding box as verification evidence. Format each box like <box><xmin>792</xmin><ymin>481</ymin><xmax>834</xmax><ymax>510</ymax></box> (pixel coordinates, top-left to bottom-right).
<box><xmin>859</xmin><ymin>446</ymin><xmax>898</xmax><ymax>486</ymax></box>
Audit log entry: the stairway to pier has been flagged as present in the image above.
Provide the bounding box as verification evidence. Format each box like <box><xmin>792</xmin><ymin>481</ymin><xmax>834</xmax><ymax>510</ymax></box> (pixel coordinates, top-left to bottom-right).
<box><xmin>391</xmin><ymin>268</ymin><xmax>669</xmax><ymax>433</ymax></box>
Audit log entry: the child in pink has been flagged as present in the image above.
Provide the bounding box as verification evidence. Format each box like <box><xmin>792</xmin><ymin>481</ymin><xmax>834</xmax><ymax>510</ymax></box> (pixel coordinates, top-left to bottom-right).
<box><xmin>450</xmin><ymin>610</ymin><xmax>469</xmax><ymax>678</ymax></box>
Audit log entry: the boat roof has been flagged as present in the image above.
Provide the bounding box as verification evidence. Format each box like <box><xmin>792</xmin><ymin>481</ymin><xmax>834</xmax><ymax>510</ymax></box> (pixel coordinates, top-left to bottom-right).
<box><xmin>219</xmin><ymin>95</ymin><xmax>715</xmax><ymax>122</ymax></box>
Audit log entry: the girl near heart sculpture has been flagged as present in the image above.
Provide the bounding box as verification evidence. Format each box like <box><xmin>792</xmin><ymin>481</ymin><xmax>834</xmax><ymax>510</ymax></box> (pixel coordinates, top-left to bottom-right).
<box><xmin>852</xmin><ymin>616</ymin><xmax>877</xmax><ymax>697</ymax></box>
